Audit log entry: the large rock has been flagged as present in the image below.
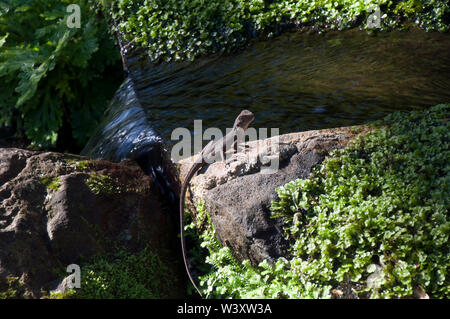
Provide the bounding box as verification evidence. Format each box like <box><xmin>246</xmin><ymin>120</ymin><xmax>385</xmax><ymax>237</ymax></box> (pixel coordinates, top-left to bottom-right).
<box><xmin>0</xmin><ymin>148</ymin><xmax>180</xmax><ymax>298</ymax></box>
<box><xmin>179</xmin><ymin>126</ymin><xmax>370</xmax><ymax>266</ymax></box>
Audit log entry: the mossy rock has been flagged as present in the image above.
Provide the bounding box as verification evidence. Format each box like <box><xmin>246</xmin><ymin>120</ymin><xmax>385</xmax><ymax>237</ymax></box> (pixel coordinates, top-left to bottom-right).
<box><xmin>0</xmin><ymin>149</ymin><xmax>183</xmax><ymax>298</ymax></box>
<box><xmin>190</xmin><ymin>103</ymin><xmax>449</xmax><ymax>298</ymax></box>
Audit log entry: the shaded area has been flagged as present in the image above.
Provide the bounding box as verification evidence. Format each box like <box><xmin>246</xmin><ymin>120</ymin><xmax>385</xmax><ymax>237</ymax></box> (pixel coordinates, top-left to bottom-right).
<box><xmin>0</xmin><ymin>149</ymin><xmax>183</xmax><ymax>298</ymax></box>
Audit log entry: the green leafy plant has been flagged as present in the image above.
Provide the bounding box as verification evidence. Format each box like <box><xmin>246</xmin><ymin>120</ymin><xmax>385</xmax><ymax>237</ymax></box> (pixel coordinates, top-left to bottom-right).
<box><xmin>40</xmin><ymin>176</ymin><xmax>61</xmax><ymax>190</ymax></box>
<box><xmin>187</xmin><ymin>200</ymin><xmax>331</xmax><ymax>298</ymax></box>
<box><xmin>0</xmin><ymin>276</ymin><xmax>24</xmax><ymax>299</ymax></box>
<box><xmin>189</xmin><ymin>104</ymin><xmax>449</xmax><ymax>298</ymax></box>
<box><xmin>111</xmin><ymin>0</ymin><xmax>449</xmax><ymax>63</ymax></box>
<box><xmin>51</xmin><ymin>246</ymin><xmax>179</xmax><ymax>299</ymax></box>
<box><xmin>273</xmin><ymin>103</ymin><xmax>449</xmax><ymax>298</ymax></box>
<box><xmin>0</xmin><ymin>0</ymin><xmax>122</xmax><ymax>148</ymax></box>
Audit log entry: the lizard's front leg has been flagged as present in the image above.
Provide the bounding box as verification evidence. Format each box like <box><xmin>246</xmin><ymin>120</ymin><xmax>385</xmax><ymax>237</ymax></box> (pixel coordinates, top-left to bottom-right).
<box><xmin>225</xmin><ymin>140</ymin><xmax>251</xmax><ymax>165</ymax></box>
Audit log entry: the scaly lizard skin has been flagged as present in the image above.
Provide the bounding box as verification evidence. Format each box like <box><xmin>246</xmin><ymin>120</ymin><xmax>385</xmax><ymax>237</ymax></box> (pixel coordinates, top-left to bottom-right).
<box><xmin>180</xmin><ymin>110</ymin><xmax>255</xmax><ymax>296</ymax></box>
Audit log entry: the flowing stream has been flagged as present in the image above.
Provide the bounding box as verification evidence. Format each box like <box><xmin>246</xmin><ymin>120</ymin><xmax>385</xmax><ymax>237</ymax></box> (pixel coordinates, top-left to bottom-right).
<box><xmin>83</xmin><ymin>27</ymin><xmax>450</xmax><ymax>172</ymax></box>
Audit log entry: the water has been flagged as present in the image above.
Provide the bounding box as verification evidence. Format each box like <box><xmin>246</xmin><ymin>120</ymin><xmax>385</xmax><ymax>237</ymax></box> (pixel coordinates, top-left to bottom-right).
<box><xmin>126</xmin><ymin>28</ymin><xmax>450</xmax><ymax>146</ymax></box>
<box><xmin>82</xmin><ymin>77</ymin><xmax>163</xmax><ymax>162</ymax></box>
<box><xmin>82</xmin><ymin>77</ymin><xmax>177</xmax><ymax>204</ymax></box>
<box><xmin>83</xmin><ymin>28</ymin><xmax>450</xmax><ymax>163</ymax></box>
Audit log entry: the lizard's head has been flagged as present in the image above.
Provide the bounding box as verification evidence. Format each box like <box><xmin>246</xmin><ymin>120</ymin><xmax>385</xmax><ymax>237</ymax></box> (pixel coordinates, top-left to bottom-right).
<box><xmin>233</xmin><ymin>109</ymin><xmax>255</xmax><ymax>130</ymax></box>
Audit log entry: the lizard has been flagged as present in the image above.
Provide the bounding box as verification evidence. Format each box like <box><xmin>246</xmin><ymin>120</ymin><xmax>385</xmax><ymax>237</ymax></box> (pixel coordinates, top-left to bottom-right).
<box><xmin>179</xmin><ymin>109</ymin><xmax>255</xmax><ymax>297</ymax></box>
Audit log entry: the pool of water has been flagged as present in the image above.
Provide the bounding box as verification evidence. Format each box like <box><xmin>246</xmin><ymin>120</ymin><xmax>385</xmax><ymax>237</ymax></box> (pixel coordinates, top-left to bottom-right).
<box><xmin>83</xmin><ymin>27</ymin><xmax>450</xmax><ymax>165</ymax></box>
<box><xmin>123</xmin><ymin>28</ymin><xmax>450</xmax><ymax>145</ymax></box>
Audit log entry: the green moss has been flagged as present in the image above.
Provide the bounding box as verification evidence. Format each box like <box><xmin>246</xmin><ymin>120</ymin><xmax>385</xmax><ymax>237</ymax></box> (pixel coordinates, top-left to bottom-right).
<box><xmin>0</xmin><ymin>276</ymin><xmax>24</xmax><ymax>299</ymax></box>
<box><xmin>40</xmin><ymin>176</ymin><xmax>61</xmax><ymax>191</ymax></box>
<box><xmin>85</xmin><ymin>172</ymin><xmax>123</xmax><ymax>196</ymax></box>
<box><xmin>108</xmin><ymin>0</ymin><xmax>450</xmax><ymax>63</ymax></box>
<box><xmin>191</xmin><ymin>103</ymin><xmax>449</xmax><ymax>298</ymax></box>
<box><xmin>47</xmin><ymin>289</ymin><xmax>77</xmax><ymax>299</ymax></box>
<box><xmin>85</xmin><ymin>171</ymin><xmax>145</xmax><ymax>196</ymax></box>
<box><xmin>69</xmin><ymin>159</ymin><xmax>92</xmax><ymax>172</ymax></box>
<box><xmin>50</xmin><ymin>247</ymin><xmax>179</xmax><ymax>299</ymax></box>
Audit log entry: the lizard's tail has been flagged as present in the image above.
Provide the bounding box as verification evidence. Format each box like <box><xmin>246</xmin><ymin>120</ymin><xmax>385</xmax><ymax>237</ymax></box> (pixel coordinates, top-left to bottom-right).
<box><xmin>180</xmin><ymin>168</ymin><xmax>203</xmax><ymax>297</ymax></box>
